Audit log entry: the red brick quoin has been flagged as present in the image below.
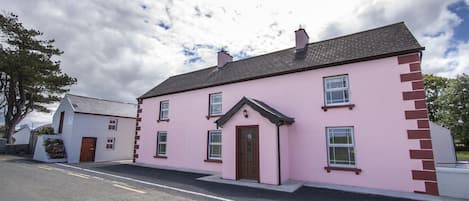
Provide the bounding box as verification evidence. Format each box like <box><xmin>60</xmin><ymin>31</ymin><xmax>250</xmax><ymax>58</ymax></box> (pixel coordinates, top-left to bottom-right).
<box><xmin>398</xmin><ymin>53</ymin><xmax>438</xmax><ymax>195</ymax></box>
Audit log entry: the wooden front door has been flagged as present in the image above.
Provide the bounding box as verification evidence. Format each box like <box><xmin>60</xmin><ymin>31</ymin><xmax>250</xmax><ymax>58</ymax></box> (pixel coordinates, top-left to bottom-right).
<box><xmin>236</xmin><ymin>126</ymin><xmax>259</xmax><ymax>181</ymax></box>
<box><xmin>80</xmin><ymin>137</ymin><xmax>97</xmax><ymax>162</ymax></box>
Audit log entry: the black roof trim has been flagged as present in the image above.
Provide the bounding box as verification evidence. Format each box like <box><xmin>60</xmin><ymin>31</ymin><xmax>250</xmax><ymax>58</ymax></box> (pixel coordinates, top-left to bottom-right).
<box><xmin>215</xmin><ymin>97</ymin><xmax>294</xmax><ymax>128</ymax></box>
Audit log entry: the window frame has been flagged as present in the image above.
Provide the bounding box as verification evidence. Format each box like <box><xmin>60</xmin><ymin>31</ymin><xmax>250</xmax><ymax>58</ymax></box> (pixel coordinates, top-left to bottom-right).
<box><xmin>106</xmin><ymin>137</ymin><xmax>115</xmax><ymax>150</ymax></box>
<box><xmin>326</xmin><ymin>126</ymin><xmax>356</xmax><ymax>168</ymax></box>
<box><xmin>208</xmin><ymin>92</ymin><xmax>222</xmax><ymax>116</ymax></box>
<box><xmin>108</xmin><ymin>119</ymin><xmax>118</xmax><ymax>130</ymax></box>
<box><xmin>207</xmin><ymin>130</ymin><xmax>222</xmax><ymax>160</ymax></box>
<box><xmin>323</xmin><ymin>75</ymin><xmax>350</xmax><ymax>106</ymax></box>
<box><xmin>159</xmin><ymin>100</ymin><xmax>169</xmax><ymax>120</ymax></box>
<box><xmin>156</xmin><ymin>131</ymin><xmax>167</xmax><ymax>156</ymax></box>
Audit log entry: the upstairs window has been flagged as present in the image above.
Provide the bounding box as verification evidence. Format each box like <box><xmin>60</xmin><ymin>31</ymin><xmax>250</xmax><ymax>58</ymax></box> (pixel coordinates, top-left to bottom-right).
<box><xmin>108</xmin><ymin>119</ymin><xmax>118</xmax><ymax>130</ymax></box>
<box><xmin>156</xmin><ymin>131</ymin><xmax>167</xmax><ymax>156</ymax></box>
<box><xmin>327</xmin><ymin>127</ymin><xmax>356</xmax><ymax>167</ymax></box>
<box><xmin>106</xmin><ymin>137</ymin><xmax>115</xmax><ymax>150</ymax></box>
<box><xmin>209</xmin><ymin>93</ymin><xmax>222</xmax><ymax>116</ymax></box>
<box><xmin>324</xmin><ymin>75</ymin><xmax>350</xmax><ymax>106</ymax></box>
<box><xmin>159</xmin><ymin>100</ymin><xmax>169</xmax><ymax>120</ymax></box>
<box><xmin>207</xmin><ymin>130</ymin><xmax>222</xmax><ymax>160</ymax></box>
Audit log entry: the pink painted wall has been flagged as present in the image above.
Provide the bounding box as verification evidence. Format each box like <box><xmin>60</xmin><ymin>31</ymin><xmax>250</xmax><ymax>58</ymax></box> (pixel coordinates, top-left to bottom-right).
<box><xmin>137</xmin><ymin>56</ymin><xmax>423</xmax><ymax>192</ymax></box>
<box><xmin>221</xmin><ymin>104</ymin><xmax>279</xmax><ymax>185</ymax></box>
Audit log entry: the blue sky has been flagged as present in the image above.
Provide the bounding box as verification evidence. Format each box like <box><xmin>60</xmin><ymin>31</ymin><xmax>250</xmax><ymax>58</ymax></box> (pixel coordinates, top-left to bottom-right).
<box><xmin>0</xmin><ymin>0</ymin><xmax>468</xmax><ymax>127</ymax></box>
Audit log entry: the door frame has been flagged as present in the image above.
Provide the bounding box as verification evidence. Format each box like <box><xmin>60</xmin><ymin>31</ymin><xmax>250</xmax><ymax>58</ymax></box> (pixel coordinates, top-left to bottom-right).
<box><xmin>80</xmin><ymin>137</ymin><xmax>97</xmax><ymax>162</ymax></box>
<box><xmin>235</xmin><ymin>125</ymin><xmax>260</xmax><ymax>182</ymax></box>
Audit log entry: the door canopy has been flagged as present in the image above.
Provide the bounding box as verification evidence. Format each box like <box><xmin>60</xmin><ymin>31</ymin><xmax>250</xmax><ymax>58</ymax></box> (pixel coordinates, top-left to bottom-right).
<box><xmin>215</xmin><ymin>97</ymin><xmax>294</xmax><ymax>128</ymax></box>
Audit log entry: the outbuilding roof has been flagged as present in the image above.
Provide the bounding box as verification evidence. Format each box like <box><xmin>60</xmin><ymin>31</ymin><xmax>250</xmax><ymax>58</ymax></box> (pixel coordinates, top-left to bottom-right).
<box><xmin>215</xmin><ymin>97</ymin><xmax>294</xmax><ymax>128</ymax></box>
<box><xmin>66</xmin><ymin>94</ymin><xmax>137</xmax><ymax>119</ymax></box>
<box><xmin>140</xmin><ymin>22</ymin><xmax>423</xmax><ymax>99</ymax></box>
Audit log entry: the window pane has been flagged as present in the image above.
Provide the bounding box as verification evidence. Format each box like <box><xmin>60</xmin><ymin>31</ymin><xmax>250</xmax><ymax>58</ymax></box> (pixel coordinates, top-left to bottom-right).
<box><xmin>161</xmin><ymin>111</ymin><xmax>168</xmax><ymax>119</ymax></box>
<box><xmin>211</xmin><ymin>94</ymin><xmax>222</xmax><ymax>103</ymax></box>
<box><xmin>210</xmin><ymin>133</ymin><xmax>221</xmax><ymax>143</ymax></box>
<box><xmin>159</xmin><ymin>134</ymin><xmax>167</xmax><ymax>142</ymax></box>
<box><xmin>210</xmin><ymin>104</ymin><xmax>222</xmax><ymax>114</ymax></box>
<box><xmin>330</xmin><ymin>91</ymin><xmax>346</xmax><ymax>103</ymax></box>
<box><xmin>161</xmin><ymin>101</ymin><xmax>169</xmax><ymax>109</ymax></box>
<box><xmin>210</xmin><ymin>145</ymin><xmax>221</xmax><ymax>158</ymax></box>
<box><xmin>158</xmin><ymin>144</ymin><xmax>166</xmax><ymax>154</ymax></box>
<box><xmin>327</xmin><ymin>78</ymin><xmax>345</xmax><ymax>89</ymax></box>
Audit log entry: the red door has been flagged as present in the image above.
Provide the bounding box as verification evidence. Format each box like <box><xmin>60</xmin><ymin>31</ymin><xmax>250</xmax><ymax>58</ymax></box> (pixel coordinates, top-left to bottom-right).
<box><xmin>80</xmin><ymin>137</ymin><xmax>97</xmax><ymax>162</ymax></box>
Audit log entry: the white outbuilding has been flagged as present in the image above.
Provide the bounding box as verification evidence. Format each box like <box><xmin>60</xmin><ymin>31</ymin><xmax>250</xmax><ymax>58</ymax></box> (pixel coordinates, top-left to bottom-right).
<box><xmin>12</xmin><ymin>124</ymin><xmax>31</xmax><ymax>145</ymax></box>
<box><xmin>52</xmin><ymin>94</ymin><xmax>137</xmax><ymax>163</ymax></box>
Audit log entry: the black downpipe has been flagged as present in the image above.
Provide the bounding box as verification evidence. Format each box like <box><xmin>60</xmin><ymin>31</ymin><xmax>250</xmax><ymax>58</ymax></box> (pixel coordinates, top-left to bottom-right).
<box><xmin>277</xmin><ymin>124</ymin><xmax>281</xmax><ymax>185</ymax></box>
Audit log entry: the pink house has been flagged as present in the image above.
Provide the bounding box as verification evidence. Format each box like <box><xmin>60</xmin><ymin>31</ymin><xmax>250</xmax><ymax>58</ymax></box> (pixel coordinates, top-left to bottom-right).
<box><xmin>134</xmin><ymin>22</ymin><xmax>438</xmax><ymax>196</ymax></box>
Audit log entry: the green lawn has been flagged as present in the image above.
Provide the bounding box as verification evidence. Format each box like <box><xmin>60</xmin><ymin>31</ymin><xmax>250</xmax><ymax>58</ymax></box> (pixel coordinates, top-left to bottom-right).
<box><xmin>456</xmin><ymin>151</ymin><xmax>469</xmax><ymax>161</ymax></box>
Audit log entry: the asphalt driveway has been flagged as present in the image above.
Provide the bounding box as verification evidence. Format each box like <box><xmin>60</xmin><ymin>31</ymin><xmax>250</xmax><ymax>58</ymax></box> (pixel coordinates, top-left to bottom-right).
<box><xmin>55</xmin><ymin>160</ymin><xmax>416</xmax><ymax>201</ymax></box>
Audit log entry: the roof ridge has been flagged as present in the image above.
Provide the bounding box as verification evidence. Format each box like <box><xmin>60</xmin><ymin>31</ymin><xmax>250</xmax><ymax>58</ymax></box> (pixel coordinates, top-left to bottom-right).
<box><xmin>308</xmin><ymin>22</ymin><xmax>405</xmax><ymax>45</ymax></box>
<box><xmin>66</xmin><ymin>94</ymin><xmax>137</xmax><ymax>105</ymax></box>
<box><xmin>174</xmin><ymin>22</ymin><xmax>407</xmax><ymax>70</ymax></box>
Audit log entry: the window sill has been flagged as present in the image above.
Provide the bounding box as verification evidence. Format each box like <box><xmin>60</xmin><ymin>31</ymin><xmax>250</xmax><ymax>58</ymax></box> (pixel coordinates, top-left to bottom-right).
<box><xmin>206</xmin><ymin>115</ymin><xmax>223</xmax><ymax>119</ymax></box>
<box><xmin>157</xmin><ymin>119</ymin><xmax>170</xmax><ymax>123</ymax></box>
<box><xmin>324</xmin><ymin>166</ymin><xmax>362</xmax><ymax>175</ymax></box>
<box><xmin>321</xmin><ymin>104</ymin><xmax>355</xmax><ymax>111</ymax></box>
<box><xmin>153</xmin><ymin>155</ymin><xmax>167</xmax><ymax>159</ymax></box>
<box><xmin>204</xmin><ymin>159</ymin><xmax>222</xmax><ymax>163</ymax></box>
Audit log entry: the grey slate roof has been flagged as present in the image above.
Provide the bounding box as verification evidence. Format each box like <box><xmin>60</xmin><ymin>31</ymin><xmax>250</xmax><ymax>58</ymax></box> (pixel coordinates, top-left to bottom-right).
<box><xmin>66</xmin><ymin>94</ymin><xmax>137</xmax><ymax>118</ymax></box>
<box><xmin>141</xmin><ymin>22</ymin><xmax>423</xmax><ymax>99</ymax></box>
<box><xmin>215</xmin><ymin>97</ymin><xmax>294</xmax><ymax>128</ymax></box>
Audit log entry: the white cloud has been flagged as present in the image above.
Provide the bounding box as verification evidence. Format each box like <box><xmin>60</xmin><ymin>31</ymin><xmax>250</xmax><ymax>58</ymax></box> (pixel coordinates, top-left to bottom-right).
<box><xmin>0</xmin><ymin>0</ymin><xmax>467</xmax><ymax>127</ymax></box>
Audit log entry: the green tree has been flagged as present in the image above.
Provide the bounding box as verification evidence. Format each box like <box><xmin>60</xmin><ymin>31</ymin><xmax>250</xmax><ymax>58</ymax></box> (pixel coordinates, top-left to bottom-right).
<box><xmin>0</xmin><ymin>13</ymin><xmax>76</xmax><ymax>143</ymax></box>
<box><xmin>438</xmin><ymin>74</ymin><xmax>469</xmax><ymax>146</ymax></box>
<box><xmin>423</xmin><ymin>74</ymin><xmax>449</xmax><ymax>122</ymax></box>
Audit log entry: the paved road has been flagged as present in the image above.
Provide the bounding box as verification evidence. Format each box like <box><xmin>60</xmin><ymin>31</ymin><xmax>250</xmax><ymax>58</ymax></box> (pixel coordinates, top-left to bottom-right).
<box><xmin>0</xmin><ymin>155</ymin><xmax>415</xmax><ymax>201</ymax></box>
<box><xmin>0</xmin><ymin>155</ymin><xmax>193</xmax><ymax>201</ymax></box>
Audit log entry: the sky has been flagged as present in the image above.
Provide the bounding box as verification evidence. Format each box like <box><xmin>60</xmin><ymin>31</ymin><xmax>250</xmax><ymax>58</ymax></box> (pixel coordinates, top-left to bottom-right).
<box><xmin>0</xmin><ymin>0</ymin><xmax>468</xmax><ymax>128</ymax></box>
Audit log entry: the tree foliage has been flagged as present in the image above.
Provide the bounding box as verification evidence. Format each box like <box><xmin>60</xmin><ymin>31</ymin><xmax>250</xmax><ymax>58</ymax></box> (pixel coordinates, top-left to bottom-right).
<box><xmin>424</xmin><ymin>74</ymin><xmax>469</xmax><ymax>146</ymax></box>
<box><xmin>0</xmin><ymin>13</ymin><xmax>76</xmax><ymax>143</ymax></box>
<box><xmin>438</xmin><ymin>74</ymin><xmax>469</xmax><ymax>145</ymax></box>
<box><xmin>423</xmin><ymin>74</ymin><xmax>449</xmax><ymax>122</ymax></box>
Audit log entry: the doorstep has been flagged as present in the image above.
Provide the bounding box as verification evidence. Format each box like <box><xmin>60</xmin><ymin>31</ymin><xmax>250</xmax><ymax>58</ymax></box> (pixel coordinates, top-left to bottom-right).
<box><xmin>197</xmin><ymin>174</ymin><xmax>303</xmax><ymax>193</ymax></box>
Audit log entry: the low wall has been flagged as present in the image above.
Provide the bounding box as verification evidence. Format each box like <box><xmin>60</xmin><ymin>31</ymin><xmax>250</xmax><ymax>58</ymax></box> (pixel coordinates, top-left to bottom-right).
<box><xmin>436</xmin><ymin>166</ymin><xmax>469</xmax><ymax>199</ymax></box>
<box><xmin>0</xmin><ymin>139</ymin><xmax>6</xmax><ymax>153</ymax></box>
<box><xmin>4</xmin><ymin>144</ymin><xmax>30</xmax><ymax>154</ymax></box>
<box><xmin>33</xmin><ymin>134</ymin><xmax>67</xmax><ymax>163</ymax></box>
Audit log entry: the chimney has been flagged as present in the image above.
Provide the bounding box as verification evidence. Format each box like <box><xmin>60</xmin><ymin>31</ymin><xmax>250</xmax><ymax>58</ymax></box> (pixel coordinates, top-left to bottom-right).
<box><xmin>217</xmin><ymin>50</ymin><xmax>232</xmax><ymax>68</ymax></box>
<box><xmin>295</xmin><ymin>28</ymin><xmax>309</xmax><ymax>52</ymax></box>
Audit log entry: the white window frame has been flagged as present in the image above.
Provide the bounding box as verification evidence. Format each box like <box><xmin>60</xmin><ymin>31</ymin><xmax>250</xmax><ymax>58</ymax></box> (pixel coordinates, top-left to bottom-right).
<box><xmin>106</xmin><ymin>137</ymin><xmax>115</xmax><ymax>150</ymax></box>
<box><xmin>108</xmin><ymin>119</ymin><xmax>118</xmax><ymax>130</ymax></box>
<box><xmin>209</xmin><ymin>93</ymin><xmax>222</xmax><ymax>116</ymax></box>
<box><xmin>324</xmin><ymin>75</ymin><xmax>350</xmax><ymax>106</ymax></box>
<box><xmin>159</xmin><ymin>100</ymin><xmax>169</xmax><ymax>120</ymax></box>
<box><xmin>207</xmin><ymin>130</ymin><xmax>222</xmax><ymax>160</ymax></box>
<box><xmin>157</xmin><ymin>131</ymin><xmax>167</xmax><ymax>156</ymax></box>
<box><xmin>326</xmin><ymin>127</ymin><xmax>356</xmax><ymax>168</ymax></box>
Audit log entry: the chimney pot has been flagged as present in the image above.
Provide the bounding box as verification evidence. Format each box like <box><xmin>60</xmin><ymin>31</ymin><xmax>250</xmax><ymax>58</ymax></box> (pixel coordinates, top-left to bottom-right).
<box><xmin>217</xmin><ymin>50</ymin><xmax>232</xmax><ymax>68</ymax></box>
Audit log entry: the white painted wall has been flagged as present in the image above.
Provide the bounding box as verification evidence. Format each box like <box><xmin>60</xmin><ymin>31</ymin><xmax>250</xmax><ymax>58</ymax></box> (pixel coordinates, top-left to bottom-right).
<box><xmin>429</xmin><ymin>122</ymin><xmax>456</xmax><ymax>165</ymax></box>
<box><xmin>52</xmin><ymin>97</ymin><xmax>75</xmax><ymax>160</ymax></box>
<box><xmin>436</xmin><ymin>167</ymin><xmax>469</xmax><ymax>199</ymax></box>
<box><xmin>52</xmin><ymin>97</ymin><xmax>136</xmax><ymax>163</ymax></box>
<box><xmin>12</xmin><ymin>126</ymin><xmax>31</xmax><ymax>145</ymax></box>
<box><xmin>68</xmin><ymin>113</ymin><xmax>135</xmax><ymax>163</ymax></box>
